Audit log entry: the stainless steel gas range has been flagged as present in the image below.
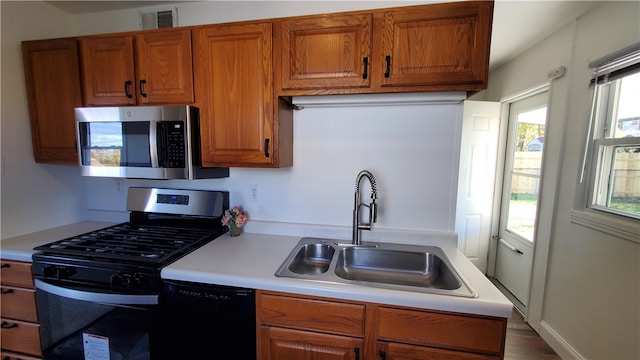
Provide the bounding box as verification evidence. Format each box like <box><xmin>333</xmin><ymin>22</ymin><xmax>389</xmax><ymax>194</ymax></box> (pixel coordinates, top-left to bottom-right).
<box><xmin>31</xmin><ymin>187</ymin><xmax>234</xmax><ymax>360</ymax></box>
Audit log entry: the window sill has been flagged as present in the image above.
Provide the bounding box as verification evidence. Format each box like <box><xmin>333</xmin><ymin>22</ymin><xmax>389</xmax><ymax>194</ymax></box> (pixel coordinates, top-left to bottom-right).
<box><xmin>570</xmin><ymin>209</ymin><xmax>640</xmax><ymax>244</ymax></box>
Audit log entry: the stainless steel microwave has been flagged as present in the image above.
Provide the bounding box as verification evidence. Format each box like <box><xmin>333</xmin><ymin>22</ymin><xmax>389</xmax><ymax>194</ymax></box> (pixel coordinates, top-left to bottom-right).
<box><xmin>75</xmin><ymin>105</ymin><xmax>228</xmax><ymax>180</ymax></box>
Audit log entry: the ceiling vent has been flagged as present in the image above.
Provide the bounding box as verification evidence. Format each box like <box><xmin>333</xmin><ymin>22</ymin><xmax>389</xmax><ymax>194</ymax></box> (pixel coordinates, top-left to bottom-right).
<box><xmin>139</xmin><ymin>7</ymin><xmax>177</xmax><ymax>30</ymax></box>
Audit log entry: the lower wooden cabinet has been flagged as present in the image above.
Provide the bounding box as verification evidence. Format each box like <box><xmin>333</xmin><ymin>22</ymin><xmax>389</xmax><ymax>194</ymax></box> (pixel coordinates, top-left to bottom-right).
<box><xmin>377</xmin><ymin>341</ymin><xmax>499</xmax><ymax>360</ymax></box>
<box><xmin>0</xmin><ymin>260</ymin><xmax>41</xmax><ymax>359</ymax></box>
<box><xmin>257</xmin><ymin>290</ymin><xmax>507</xmax><ymax>360</ymax></box>
<box><xmin>261</xmin><ymin>326</ymin><xmax>364</xmax><ymax>360</ymax></box>
<box><xmin>0</xmin><ymin>350</ymin><xmax>41</xmax><ymax>360</ymax></box>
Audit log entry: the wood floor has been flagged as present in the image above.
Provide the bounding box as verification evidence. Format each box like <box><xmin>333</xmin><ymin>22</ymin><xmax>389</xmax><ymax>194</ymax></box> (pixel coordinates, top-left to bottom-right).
<box><xmin>504</xmin><ymin>310</ymin><xmax>562</xmax><ymax>360</ymax></box>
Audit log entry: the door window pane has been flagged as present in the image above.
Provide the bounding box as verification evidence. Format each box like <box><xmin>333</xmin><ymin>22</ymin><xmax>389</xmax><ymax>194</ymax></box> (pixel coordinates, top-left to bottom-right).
<box><xmin>506</xmin><ymin>107</ymin><xmax>546</xmax><ymax>242</ymax></box>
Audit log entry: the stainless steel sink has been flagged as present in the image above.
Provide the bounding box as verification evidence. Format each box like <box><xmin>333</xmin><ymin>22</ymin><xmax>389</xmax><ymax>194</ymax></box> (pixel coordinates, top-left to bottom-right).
<box><xmin>334</xmin><ymin>247</ymin><xmax>461</xmax><ymax>290</ymax></box>
<box><xmin>287</xmin><ymin>243</ymin><xmax>335</xmax><ymax>275</ymax></box>
<box><xmin>275</xmin><ymin>237</ymin><xmax>477</xmax><ymax>297</ymax></box>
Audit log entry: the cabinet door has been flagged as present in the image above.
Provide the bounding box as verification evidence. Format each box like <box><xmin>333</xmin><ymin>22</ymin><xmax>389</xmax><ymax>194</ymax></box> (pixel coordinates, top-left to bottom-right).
<box><xmin>0</xmin><ymin>287</ymin><xmax>37</xmax><ymax>322</ymax></box>
<box><xmin>378</xmin><ymin>341</ymin><xmax>499</xmax><ymax>360</ymax></box>
<box><xmin>380</xmin><ymin>1</ymin><xmax>492</xmax><ymax>88</ymax></box>
<box><xmin>279</xmin><ymin>13</ymin><xmax>372</xmax><ymax>91</ymax></box>
<box><xmin>135</xmin><ymin>29</ymin><xmax>194</xmax><ymax>105</ymax></box>
<box><xmin>80</xmin><ymin>35</ymin><xmax>136</xmax><ymax>105</ymax></box>
<box><xmin>0</xmin><ymin>318</ymin><xmax>41</xmax><ymax>357</ymax></box>
<box><xmin>261</xmin><ymin>326</ymin><xmax>363</xmax><ymax>360</ymax></box>
<box><xmin>22</xmin><ymin>38</ymin><xmax>82</xmax><ymax>164</ymax></box>
<box><xmin>194</xmin><ymin>22</ymin><xmax>277</xmax><ymax>167</ymax></box>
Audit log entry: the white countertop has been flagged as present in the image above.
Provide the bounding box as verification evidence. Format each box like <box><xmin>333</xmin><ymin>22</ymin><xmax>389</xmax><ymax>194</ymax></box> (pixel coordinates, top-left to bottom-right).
<box><xmin>0</xmin><ymin>221</ymin><xmax>116</xmax><ymax>262</ymax></box>
<box><xmin>163</xmin><ymin>232</ymin><xmax>513</xmax><ymax>318</ymax></box>
<box><xmin>1</xmin><ymin>221</ymin><xmax>513</xmax><ymax>318</ymax></box>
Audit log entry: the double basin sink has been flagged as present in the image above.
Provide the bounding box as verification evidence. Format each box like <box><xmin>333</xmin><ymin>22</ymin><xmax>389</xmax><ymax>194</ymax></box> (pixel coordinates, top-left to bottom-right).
<box><xmin>275</xmin><ymin>237</ymin><xmax>477</xmax><ymax>298</ymax></box>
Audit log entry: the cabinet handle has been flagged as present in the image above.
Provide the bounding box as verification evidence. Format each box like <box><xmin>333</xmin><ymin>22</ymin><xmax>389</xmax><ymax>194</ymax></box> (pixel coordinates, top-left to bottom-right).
<box><xmin>354</xmin><ymin>347</ymin><xmax>360</xmax><ymax>360</ymax></box>
<box><xmin>124</xmin><ymin>80</ymin><xmax>133</xmax><ymax>99</ymax></box>
<box><xmin>384</xmin><ymin>55</ymin><xmax>391</xmax><ymax>78</ymax></box>
<box><xmin>1</xmin><ymin>321</ymin><xmax>18</xmax><ymax>329</ymax></box>
<box><xmin>1</xmin><ymin>263</ymin><xmax>10</xmax><ymax>268</ymax></box>
<box><xmin>264</xmin><ymin>138</ymin><xmax>270</xmax><ymax>158</ymax></box>
<box><xmin>139</xmin><ymin>80</ymin><xmax>148</xmax><ymax>98</ymax></box>
<box><xmin>1</xmin><ymin>288</ymin><xmax>14</xmax><ymax>294</ymax></box>
<box><xmin>379</xmin><ymin>350</ymin><xmax>386</xmax><ymax>360</ymax></box>
<box><xmin>362</xmin><ymin>57</ymin><xmax>369</xmax><ymax>79</ymax></box>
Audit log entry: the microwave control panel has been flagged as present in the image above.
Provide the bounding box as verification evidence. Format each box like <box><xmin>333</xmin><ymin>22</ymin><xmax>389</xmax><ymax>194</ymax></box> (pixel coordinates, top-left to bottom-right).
<box><xmin>162</xmin><ymin>121</ymin><xmax>186</xmax><ymax>168</ymax></box>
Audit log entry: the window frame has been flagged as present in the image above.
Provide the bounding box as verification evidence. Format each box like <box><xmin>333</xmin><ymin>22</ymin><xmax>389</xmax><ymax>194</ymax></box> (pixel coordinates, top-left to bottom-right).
<box><xmin>572</xmin><ymin>45</ymin><xmax>640</xmax><ymax>243</ymax></box>
<box><xmin>587</xmin><ymin>76</ymin><xmax>640</xmax><ymax>220</ymax></box>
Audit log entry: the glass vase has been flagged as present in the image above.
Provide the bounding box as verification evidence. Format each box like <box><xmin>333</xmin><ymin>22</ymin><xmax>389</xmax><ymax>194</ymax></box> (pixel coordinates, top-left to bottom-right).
<box><xmin>229</xmin><ymin>226</ymin><xmax>242</xmax><ymax>237</ymax></box>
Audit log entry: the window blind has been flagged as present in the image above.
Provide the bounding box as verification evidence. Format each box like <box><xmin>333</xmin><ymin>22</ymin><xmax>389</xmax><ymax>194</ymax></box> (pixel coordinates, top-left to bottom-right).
<box><xmin>589</xmin><ymin>42</ymin><xmax>640</xmax><ymax>85</ymax></box>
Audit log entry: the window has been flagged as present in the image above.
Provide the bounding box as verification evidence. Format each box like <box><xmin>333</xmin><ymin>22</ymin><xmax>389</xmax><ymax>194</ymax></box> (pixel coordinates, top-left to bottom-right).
<box><xmin>587</xmin><ymin>48</ymin><xmax>640</xmax><ymax>219</ymax></box>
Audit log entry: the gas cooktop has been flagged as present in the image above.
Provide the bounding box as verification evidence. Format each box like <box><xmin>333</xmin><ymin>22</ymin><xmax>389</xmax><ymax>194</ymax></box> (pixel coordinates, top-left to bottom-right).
<box><xmin>33</xmin><ymin>222</ymin><xmax>224</xmax><ymax>265</ymax></box>
<box><xmin>32</xmin><ymin>188</ymin><xmax>229</xmax><ymax>292</ymax></box>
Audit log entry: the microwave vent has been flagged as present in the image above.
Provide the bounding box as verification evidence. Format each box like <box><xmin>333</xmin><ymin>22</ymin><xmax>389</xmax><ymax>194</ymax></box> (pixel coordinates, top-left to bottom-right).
<box><xmin>140</xmin><ymin>7</ymin><xmax>177</xmax><ymax>30</ymax></box>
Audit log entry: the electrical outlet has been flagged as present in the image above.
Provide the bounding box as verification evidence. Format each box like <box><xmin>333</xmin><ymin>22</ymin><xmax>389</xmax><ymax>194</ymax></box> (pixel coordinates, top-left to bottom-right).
<box><xmin>250</xmin><ymin>184</ymin><xmax>259</xmax><ymax>202</ymax></box>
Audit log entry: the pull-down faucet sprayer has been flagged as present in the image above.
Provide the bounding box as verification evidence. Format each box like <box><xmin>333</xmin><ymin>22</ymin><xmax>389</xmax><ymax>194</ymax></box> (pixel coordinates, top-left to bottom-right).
<box><xmin>352</xmin><ymin>170</ymin><xmax>378</xmax><ymax>245</ymax></box>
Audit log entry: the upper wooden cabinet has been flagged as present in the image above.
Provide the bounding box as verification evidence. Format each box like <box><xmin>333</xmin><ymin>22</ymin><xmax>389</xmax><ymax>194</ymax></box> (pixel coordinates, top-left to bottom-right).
<box><xmin>276</xmin><ymin>1</ymin><xmax>493</xmax><ymax>95</ymax></box>
<box><xmin>193</xmin><ymin>22</ymin><xmax>293</xmax><ymax>168</ymax></box>
<box><xmin>379</xmin><ymin>1</ymin><xmax>493</xmax><ymax>89</ymax></box>
<box><xmin>79</xmin><ymin>28</ymin><xmax>194</xmax><ymax>106</ymax></box>
<box><xmin>22</xmin><ymin>38</ymin><xmax>83</xmax><ymax>164</ymax></box>
<box><xmin>278</xmin><ymin>13</ymin><xmax>373</xmax><ymax>91</ymax></box>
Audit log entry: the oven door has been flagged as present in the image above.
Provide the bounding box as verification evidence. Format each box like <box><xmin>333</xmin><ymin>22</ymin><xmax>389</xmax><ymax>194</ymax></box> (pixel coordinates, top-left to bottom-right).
<box><xmin>34</xmin><ymin>279</ymin><xmax>163</xmax><ymax>360</ymax></box>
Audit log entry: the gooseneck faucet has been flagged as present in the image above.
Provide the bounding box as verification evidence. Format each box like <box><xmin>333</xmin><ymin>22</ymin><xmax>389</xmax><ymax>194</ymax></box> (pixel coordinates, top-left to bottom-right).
<box><xmin>352</xmin><ymin>170</ymin><xmax>378</xmax><ymax>245</ymax></box>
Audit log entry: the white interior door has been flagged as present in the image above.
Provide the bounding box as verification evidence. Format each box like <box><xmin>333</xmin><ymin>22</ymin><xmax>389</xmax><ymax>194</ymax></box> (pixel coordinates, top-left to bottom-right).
<box><xmin>455</xmin><ymin>100</ymin><xmax>501</xmax><ymax>273</ymax></box>
<box><xmin>493</xmin><ymin>91</ymin><xmax>548</xmax><ymax>312</ymax></box>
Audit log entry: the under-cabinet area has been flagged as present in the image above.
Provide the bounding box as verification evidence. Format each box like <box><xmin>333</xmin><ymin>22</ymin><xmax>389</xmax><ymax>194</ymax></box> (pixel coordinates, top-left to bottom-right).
<box><xmin>257</xmin><ymin>290</ymin><xmax>507</xmax><ymax>360</ymax></box>
<box><xmin>20</xmin><ymin>0</ymin><xmax>493</xmax><ymax>166</ymax></box>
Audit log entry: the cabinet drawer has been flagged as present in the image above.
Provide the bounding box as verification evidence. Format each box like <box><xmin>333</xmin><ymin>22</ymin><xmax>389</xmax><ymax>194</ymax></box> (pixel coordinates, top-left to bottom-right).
<box><xmin>1</xmin><ymin>287</ymin><xmax>37</xmax><ymax>322</ymax></box>
<box><xmin>0</xmin><ymin>350</ymin><xmax>41</xmax><ymax>360</ymax></box>
<box><xmin>1</xmin><ymin>318</ymin><xmax>41</xmax><ymax>357</ymax></box>
<box><xmin>379</xmin><ymin>341</ymin><xmax>499</xmax><ymax>360</ymax></box>
<box><xmin>259</xmin><ymin>293</ymin><xmax>365</xmax><ymax>336</ymax></box>
<box><xmin>377</xmin><ymin>307</ymin><xmax>506</xmax><ymax>355</ymax></box>
<box><xmin>0</xmin><ymin>261</ymin><xmax>33</xmax><ymax>288</ymax></box>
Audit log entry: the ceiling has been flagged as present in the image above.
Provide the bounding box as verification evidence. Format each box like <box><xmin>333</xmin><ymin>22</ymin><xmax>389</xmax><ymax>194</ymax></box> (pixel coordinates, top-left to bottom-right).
<box><xmin>45</xmin><ymin>0</ymin><xmax>601</xmax><ymax>71</ymax></box>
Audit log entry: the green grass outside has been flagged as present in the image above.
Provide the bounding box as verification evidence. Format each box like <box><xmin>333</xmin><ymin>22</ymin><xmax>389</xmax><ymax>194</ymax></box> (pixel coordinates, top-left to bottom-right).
<box><xmin>610</xmin><ymin>197</ymin><xmax>640</xmax><ymax>215</ymax></box>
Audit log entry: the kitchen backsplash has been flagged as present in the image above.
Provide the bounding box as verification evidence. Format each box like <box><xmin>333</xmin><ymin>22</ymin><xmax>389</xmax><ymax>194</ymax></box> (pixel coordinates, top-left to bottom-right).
<box><xmin>84</xmin><ymin>94</ymin><xmax>464</xmax><ymax>236</ymax></box>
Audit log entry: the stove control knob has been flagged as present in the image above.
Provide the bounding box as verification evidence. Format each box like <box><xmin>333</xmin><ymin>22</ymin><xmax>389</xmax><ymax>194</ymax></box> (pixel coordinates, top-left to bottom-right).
<box><xmin>43</xmin><ymin>266</ymin><xmax>75</xmax><ymax>280</ymax></box>
<box><xmin>111</xmin><ymin>273</ymin><xmax>142</xmax><ymax>288</ymax></box>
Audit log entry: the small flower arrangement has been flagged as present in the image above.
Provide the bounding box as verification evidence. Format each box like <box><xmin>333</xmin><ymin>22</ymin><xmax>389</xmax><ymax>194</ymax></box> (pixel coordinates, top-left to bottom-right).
<box><xmin>221</xmin><ymin>206</ymin><xmax>247</xmax><ymax>230</ymax></box>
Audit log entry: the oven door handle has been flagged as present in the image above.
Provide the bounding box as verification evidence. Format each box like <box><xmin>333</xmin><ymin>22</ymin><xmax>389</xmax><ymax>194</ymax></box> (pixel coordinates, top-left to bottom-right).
<box><xmin>34</xmin><ymin>279</ymin><xmax>159</xmax><ymax>305</ymax></box>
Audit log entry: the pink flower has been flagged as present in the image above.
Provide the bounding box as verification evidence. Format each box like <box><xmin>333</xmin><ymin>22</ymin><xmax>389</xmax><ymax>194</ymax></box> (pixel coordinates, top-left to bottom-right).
<box><xmin>236</xmin><ymin>214</ymin><xmax>247</xmax><ymax>227</ymax></box>
<box><xmin>221</xmin><ymin>206</ymin><xmax>248</xmax><ymax>228</ymax></box>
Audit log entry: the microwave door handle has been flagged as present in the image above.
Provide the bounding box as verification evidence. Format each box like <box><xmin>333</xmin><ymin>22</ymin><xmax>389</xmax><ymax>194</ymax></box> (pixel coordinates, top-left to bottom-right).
<box><xmin>149</xmin><ymin>121</ymin><xmax>160</xmax><ymax>167</ymax></box>
<box><xmin>34</xmin><ymin>279</ymin><xmax>159</xmax><ymax>305</ymax></box>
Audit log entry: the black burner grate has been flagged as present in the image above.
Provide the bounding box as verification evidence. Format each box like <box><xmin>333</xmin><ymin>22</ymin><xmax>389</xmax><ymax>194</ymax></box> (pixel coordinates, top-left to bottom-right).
<box><xmin>34</xmin><ymin>223</ymin><xmax>222</xmax><ymax>265</ymax></box>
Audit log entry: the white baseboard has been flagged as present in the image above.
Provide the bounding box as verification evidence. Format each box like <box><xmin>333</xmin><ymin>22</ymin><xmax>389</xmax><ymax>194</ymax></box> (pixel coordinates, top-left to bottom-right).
<box><xmin>540</xmin><ymin>320</ymin><xmax>585</xmax><ymax>360</ymax></box>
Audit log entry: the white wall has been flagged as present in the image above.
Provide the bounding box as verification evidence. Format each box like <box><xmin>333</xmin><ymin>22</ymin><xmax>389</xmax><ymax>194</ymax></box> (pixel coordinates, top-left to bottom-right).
<box><xmin>84</xmin><ymin>97</ymin><xmax>464</xmax><ymax>239</ymax></box>
<box><xmin>1</xmin><ymin>1</ymin><xmax>86</xmax><ymax>239</ymax></box>
<box><xmin>475</xmin><ymin>1</ymin><xmax>639</xmax><ymax>359</ymax></box>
